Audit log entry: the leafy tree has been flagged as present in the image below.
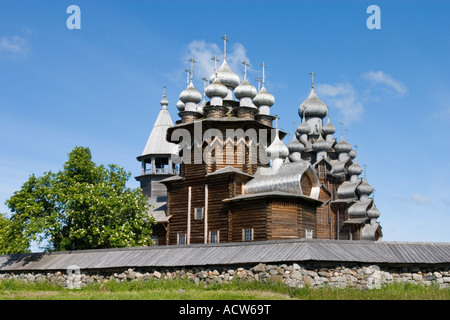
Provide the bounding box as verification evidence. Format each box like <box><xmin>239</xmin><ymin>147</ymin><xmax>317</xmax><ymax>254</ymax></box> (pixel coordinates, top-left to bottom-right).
<box><xmin>0</xmin><ymin>214</ymin><xmax>30</xmax><ymax>254</ymax></box>
<box><xmin>6</xmin><ymin>146</ymin><xmax>155</xmax><ymax>251</ymax></box>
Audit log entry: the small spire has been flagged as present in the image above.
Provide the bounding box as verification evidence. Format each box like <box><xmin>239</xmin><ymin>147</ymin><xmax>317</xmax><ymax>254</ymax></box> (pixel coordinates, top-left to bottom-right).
<box><xmin>354</xmin><ymin>144</ymin><xmax>358</xmax><ymax>155</ymax></box>
<box><xmin>202</xmin><ymin>77</ymin><xmax>208</xmax><ymax>99</ymax></box>
<box><xmin>163</xmin><ymin>85</ymin><xmax>166</xmax><ymax>98</ymax></box>
<box><xmin>310</xmin><ymin>71</ymin><xmax>315</xmax><ymax>88</ymax></box>
<box><xmin>339</xmin><ymin>121</ymin><xmax>344</xmax><ymax>138</ymax></box>
<box><xmin>363</xmin><ymin>163</ymin><xmax>367</xmax><ymax>180</ymax></box>
<box><xmin>242</xmin><ymin>60</ymin><xmax>249</xmax><ymax>80</ymax></box>
<box><xmin>221</xmin><ymin>35</ymin><xmax>229</xmax><ymax>60</ymax></box>
<box><xmin>211</xmin><ymin>56</ymin><xmax>219</xmax><ymax>72</ymax></box>
<box><xmin>255</xmin><ymin>77</ymin><xmax>261</xmax><ymax>91</ymax></box>
<box><xmin>188</xmin><ymin>57</ymin><xmax>196</xmax><ymax>83</ymax></box>
<box><xmin>260</xmin><ymin>62</ymin><xmax>267</xmax><ymax>87</ymax></box>
<box><xmin>185</xmin><ymin>68</ymin><xmax>190</xmax><ymax>86</ymax></box>
<box><xmin>274</xmin><ymin>114</ymin><xmax>279</xmax><ymax>129</ymax></box>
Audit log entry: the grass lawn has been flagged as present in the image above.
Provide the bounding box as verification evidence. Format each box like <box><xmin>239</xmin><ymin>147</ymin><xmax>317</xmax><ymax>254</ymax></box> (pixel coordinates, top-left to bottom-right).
<box><xmin>0</xmin><ymin>278</ymin><xmax>449</xmax><ymax>300</ymax></box>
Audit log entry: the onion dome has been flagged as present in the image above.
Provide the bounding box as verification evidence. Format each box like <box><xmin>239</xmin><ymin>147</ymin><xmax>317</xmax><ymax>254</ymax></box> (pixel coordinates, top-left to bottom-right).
<box><xmin>287</xmin><ymin>137</ymin><xmax>305</xmax><ymax>153</ymax></box>
<box><xmin>234</xmin><ymin>79</ymin><xmax>257</xmax><ymax>99</ymax></box>
<box><xmin>176</xmin><ymin>100</ymin><xmax>185</xmax><ymax>111</ymax></box>
<box><xmin>357</xmin><ymin>179</ymin><xmax>374</xmax><ymax>197</ymax></box>
<box><xmin>179</xmin><ymin>82</ymin><xmax>202</xmax><ymax>104</ymax></box>
<box><xmin>205</xmin><ymin>77</ymin><xmax>228</xmax><ymax>98</ymax></box>
<box><xmin>348</xmin><ymin>159</ymin><xmax>363</xmax><ymax>176</ymax></box>
<box><xmin>266</xmin><ymin>130</ymin><xmax>289</xmax><ymax>159</ymax></box>
<box><xmin>367</xmin><ymin>204</ymin><xmax>380</xmax><ymax>219</ymax></box>
<box><xmin>209</xmin><ymin>60</ymin><xmax>240</xmax><ymax>89</ymax></box>
<box><xmin>348</xmin><ymin>149</ymin><xmax>356</xmax><ymax>159</ymax></box>
<box><xmin>160</xmin><ymin>96</ymin><xmax>169</xmax><ymax>110</ymax></box>
<box><xmin>298</xmin><ymin>88</ymin><xmax>328</xmax><ymax>119</ymax></box>
<box><xmin>312</xmin><ymin>134</ymin><xmax>331</xmax><ymax>152</ymax></box>
<box><xmin>334</xmin><ymin>137</ymin><xmax>352</xmax><ymax>154</ymax></box>
<box><xmin>253</xmin><ymin>86</ymin><xmax>275</xmax><ymax>107</ymax></box>
<box><xmin>322</xmin><ymin>117</ymin><xmax>336</xmax><ymax>135</ymax></box>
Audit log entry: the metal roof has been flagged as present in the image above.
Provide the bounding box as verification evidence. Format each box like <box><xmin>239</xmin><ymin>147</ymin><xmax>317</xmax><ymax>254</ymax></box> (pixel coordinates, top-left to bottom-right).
<box><xmin>1</xmin><ymin>239</ymin><xmax>449</xmax><ymax>272</ymax></box>
<box><xmin>141</xmin><ymin>107</ymin><xmax>178</xmax><ymax>156</ymax></box>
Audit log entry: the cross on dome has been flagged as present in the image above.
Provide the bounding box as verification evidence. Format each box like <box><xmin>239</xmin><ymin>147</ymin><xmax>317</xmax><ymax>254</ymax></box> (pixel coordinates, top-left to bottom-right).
<box><xmin>211</xmin><ymin>56</ymin><xmax>219</xmax><ymax>72</ymax></box>
<box><xmin>242</xmin><ymin>60</ymin><xmax>249</xmax><ymax>80</ymax></box>
<box><xmin>188</xmin><ymin>57</ymin><xmax>196</xmax><ymax>83</ymax></box>
<box><xmin>221</xmin><ymin>35</ymin><xmax>229</xmax><ymax>60</ymax></box>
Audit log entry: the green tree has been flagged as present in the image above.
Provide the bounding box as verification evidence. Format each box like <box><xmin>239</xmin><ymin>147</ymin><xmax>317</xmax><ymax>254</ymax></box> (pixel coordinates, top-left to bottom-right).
<box><xmin>0</xmin><ymin>214</ymin><xmax>30</xmax><ymax>254</ymax></box>
<box><xmin>6</xmin><ymin>146</ymin><xmax>155</xmax><ymax>251</ymax></box>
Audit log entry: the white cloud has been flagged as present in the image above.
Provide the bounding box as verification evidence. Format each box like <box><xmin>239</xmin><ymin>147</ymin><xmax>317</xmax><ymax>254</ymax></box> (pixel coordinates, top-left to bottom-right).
<box><xmin>361</xmin><ymin>70</ymin><xmax>407</xmax><ymax>96</ymax></box>
<box><xmin>315</xmin><ymin>82</ymin><xmax>364</xmax><ymax>124</ymax></box>
<box><xmin>0</xmin><ymin>36</ymin><xmax>30</xmax><ymax>58</ymax></box>
<box><xmin>183</xmin><ymin>40</ymin><xmax>250</xmax><ymax>82</ymax></box>
<box><xmin>410</xmin><ymin>193</ymin><xmax>430</xmax><ymax>205</ymax></box>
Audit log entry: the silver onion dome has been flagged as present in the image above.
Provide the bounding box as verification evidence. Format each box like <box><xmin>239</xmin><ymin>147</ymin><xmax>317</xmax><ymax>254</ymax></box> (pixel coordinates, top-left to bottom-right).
<box><xmin>253</xmin><ymin>86</ymin><xmax>275</xmax><ymax>107</ymax></box>
<box><xmin>287</xmin><ymin>137</ymin><xmax>305</xmax><ymax>153</ymax></box>
<box><xmin>367</xmin><ymin>204</ymin><xmax>380</xmax><ymax>219</ymax></box>
<box><xmin>234</xmin><ymin>79</ymin><xmax>257</xmax><ymax>99</ymax></box>
<box><xmin>297</xmin><ymin>119</ymin><xmax>311</xmax><ymax>135</ymax></box>
<box><xmin>160</xmin><ymin>96</ymin><xmax>169</xmax><ymax>110</ymax></box>
<box><xmin>348</xmin><ymin>159</ymin><xmax>363</xmax><ymax>176</ymax></box>
<box><xmin>266</xmin><ymin>130</ymin><xmax>289</xmax><ymax>159</ymax></box>
<box><xmin>179</xmin><ymin>82</ymin><xmax>202</xmax><ymax>104</ymax></box>
<box><xmin>205</xmin><ymin>77</ymin><xmax>228</xmax><ymax>98</ymax></box>
<box><xmin>334</xmin><ymin>137</ymin><xmax>352</xmax><ymax>153</ymax></box>
<box><xmin>322</xmin><ymin>117</ymin><xmax>336</xmax><ymax>135</ymax></box>
<box><xmin>209</xmin><ymin>60</ymin><xmax>240</xmax><ymax>89</ymax></box>
<box><xmin>176</xmin><ymin>100</ymin><xmax>185</xmax><ymax>111</ymax></box>
<box><xmin>312</xmin><ymin>134</ymin><xmax>331</xmax><ymax>152</ymax></box>
<box><xmin>357</xmin><ymin>179</ymin><xmax>374</xmax><ymax>197</ymax></box>
<box><xmin>298</xmin><ymin>88</ymin><xmax>328</xmax><ymax>119</ymax></box>
<box><xmin>348</xmin><ymin>149</ymin><xmax>357</xmax><ymax>159</ymax></box>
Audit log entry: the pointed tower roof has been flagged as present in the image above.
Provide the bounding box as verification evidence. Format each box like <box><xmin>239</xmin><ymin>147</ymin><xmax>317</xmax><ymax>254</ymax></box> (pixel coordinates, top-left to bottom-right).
<box><xmin>141</xmin><ymin>90</ymin><xmax>178</xmax><ymax>156</ymax></box>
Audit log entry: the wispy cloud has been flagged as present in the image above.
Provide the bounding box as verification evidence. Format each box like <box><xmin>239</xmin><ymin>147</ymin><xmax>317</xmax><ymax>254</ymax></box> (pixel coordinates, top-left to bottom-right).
<box><xmin>0</xmin><ymin>35</ymin><xmax>30</xmax><ymax>59</ymax></box>
<box><xmin>392</xmin><ymin>193</ymin><xmax>431</xmax><ymax>206</ymax></box>
<box><xmin>410</xmin><ymin>193</ymin><xmax>430</xmax><ymax>205</ymax></box>
<box><xmin>182</xmin><ymin>40</ymin><xmax>250</xmax><ymax>82</ymax></box>
<box><xmin>361</xmin><ymin>70</ymin><xmax>407</xmax><ymax>96</ymax></box>
<box><xmin>315</xmin><ymin>82</ymin><xmax>364</xmax><ymax>124</ymax></box>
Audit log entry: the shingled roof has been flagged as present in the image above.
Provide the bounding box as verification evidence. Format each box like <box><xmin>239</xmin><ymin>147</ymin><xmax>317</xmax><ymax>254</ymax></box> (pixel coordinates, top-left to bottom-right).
<box><xmin>1</xmin><ymin>239</ymin><xmax>449</xmax><ymax>272</ymax></box>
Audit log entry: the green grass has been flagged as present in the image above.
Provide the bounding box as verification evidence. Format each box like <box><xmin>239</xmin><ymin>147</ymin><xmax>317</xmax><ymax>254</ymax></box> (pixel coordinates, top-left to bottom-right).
<box><xmin>0</xmin><ymin>278</ymin><xmax>448</xmax><ymax>300</ymax></box>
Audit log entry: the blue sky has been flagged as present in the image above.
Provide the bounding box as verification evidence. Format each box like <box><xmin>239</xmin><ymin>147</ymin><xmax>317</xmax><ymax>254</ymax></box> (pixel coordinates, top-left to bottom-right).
<box><xmin>1</xmin><ymin>0</ymin><xmax>449</xmax><ymax>247</ymax></box>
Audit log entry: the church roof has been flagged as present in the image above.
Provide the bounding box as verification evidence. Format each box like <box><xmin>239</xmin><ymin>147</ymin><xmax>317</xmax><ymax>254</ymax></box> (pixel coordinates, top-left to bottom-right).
<box><xmin>141</xmin><ymin>100</ymin><xmax>178</xmax><ymax>157</ymax></box>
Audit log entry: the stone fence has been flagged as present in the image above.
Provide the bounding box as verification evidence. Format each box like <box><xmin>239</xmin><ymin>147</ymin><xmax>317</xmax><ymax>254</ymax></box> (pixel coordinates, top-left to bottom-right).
<box><xmin>1</xmin><ymin>262</ymin><xmax>449</xmax><ymax>290</ymax></box>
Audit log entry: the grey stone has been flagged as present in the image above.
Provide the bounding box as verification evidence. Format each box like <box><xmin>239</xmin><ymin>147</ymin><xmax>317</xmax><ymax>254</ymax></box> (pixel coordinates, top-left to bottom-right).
<box><xmin>304</xmin><ymin>275</ymin><xmax>315</xmax><ymax>287</ymax></box>
<box><xmin>290</xmin><ymin>270</ymin><xmax>303</xmax><ymax>281</ymax></box>
<box><xmin>252</xmin><ymin>263</ymin><xmax>266</xmax><ymax>273</ymax></box>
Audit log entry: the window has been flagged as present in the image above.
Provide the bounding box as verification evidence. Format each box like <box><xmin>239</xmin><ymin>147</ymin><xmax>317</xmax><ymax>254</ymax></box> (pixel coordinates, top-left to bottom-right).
<box><xmin>305</xmin><ymin>229</ymin><xmax>313</xmax><ymax>239</ymax></box>
<box><xmin>177</xmin><ymin>233</ymin><xmax>186</xmax><ymax>245</ymax></box>
<box><xmin>195</xmin><ymin>207</ymin><xmax>203</xmax><ymax>220</ymax></box>
<box><xmin>210</xmin><ymin>231</ymin><xmax>219</xmax><ymax>243</ymax></box>
<box><xmin>242</xmin><ymin>228</ymin><xmax>254</xmax><ymax>242</ymax></box>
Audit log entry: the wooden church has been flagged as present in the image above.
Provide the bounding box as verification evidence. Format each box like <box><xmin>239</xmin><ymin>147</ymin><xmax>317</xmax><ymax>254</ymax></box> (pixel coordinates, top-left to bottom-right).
<box><xmin>135</xmin><ymin>36</ymin><xmax>382</xmax><ymax>246</ymax></box>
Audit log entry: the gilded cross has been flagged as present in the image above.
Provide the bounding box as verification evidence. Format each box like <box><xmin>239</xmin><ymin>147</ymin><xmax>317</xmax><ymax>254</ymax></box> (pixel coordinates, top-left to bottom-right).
<box><xmin>310</xmin><ymin>72</ymin><xmax>315</xmax><ymax>88</ymax></box>
<box><xmin>221</xmin><ymin>35</ymin><xmax>229</xmax><ymax>60</ymax></box>
<box><xmin>242</xmin><ymin>60</ymin><xmax>249</xmax><ymax>80</ymax></box>
<box><xmin>188</xmin><ymin>57</ymin><xmax>196</xmax><ymax>82</ymax></box>
<box><xmin>211</xmin><ymin>56</ymin><xmax>219</xmax><ymax>72</ymax></box>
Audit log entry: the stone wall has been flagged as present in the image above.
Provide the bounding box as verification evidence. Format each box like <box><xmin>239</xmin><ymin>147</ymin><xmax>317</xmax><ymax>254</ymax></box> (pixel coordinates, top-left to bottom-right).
<box><xmin>1</xmin><ymin>263</ymin><xmax>449</xmax><ymax>290</ymax></box>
